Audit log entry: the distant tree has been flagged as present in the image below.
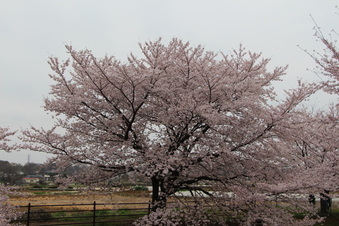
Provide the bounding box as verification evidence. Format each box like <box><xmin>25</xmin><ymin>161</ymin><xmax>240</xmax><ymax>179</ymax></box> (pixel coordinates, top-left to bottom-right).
<box><xmin>0</xmin><ymin>161</ymin><xmax>22</xmax><ymax>185</ymax></box>
<box><xmin>22</xmin><ymin>38</ymin><xmax>325</xmax><ymax>225</ymax></box>
<box><xmin>21</xmin><ymin>163</ymin><xmax>40</xmax><ymax>176</ymax></box>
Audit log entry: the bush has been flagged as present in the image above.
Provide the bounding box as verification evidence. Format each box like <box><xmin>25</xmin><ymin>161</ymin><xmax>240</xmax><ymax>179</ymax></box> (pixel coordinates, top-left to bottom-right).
<box><xmin>30</xmin><ymin>183</ymin><xmax>42</xmax><ymax>189</ymax></box>
<box><xmin>48</xmin><ymin>184</ymin><xmax>58</xmax><ymax>189</ymax></box>
<box><xmin>133</xmin><ymin>186</ymin><xmax>148</xmax><ymax>191</ymax></box>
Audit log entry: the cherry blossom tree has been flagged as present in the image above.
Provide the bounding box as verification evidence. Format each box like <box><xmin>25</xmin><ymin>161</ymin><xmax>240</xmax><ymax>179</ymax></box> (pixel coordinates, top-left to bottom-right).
<box><xmin>0</xmin><ymin>127</ymin><xmax>21</xmax><ymax>225</ymax></box>
<box><xmin>302</xmin><ymin>13</ymin><xmax>339</xmax><ymax>214</ymax></box>
<box><xmin>22</xmin><ymin>38</ymin><xmax>324</xmax><ymax>225</ymax></box>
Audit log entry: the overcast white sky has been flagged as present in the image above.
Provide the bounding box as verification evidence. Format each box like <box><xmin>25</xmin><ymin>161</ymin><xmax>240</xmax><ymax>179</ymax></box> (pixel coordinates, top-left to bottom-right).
<box><xmin>0</xmin><ymin>0</ymin><xmax>338</xmax><ymax>164</ymax></box>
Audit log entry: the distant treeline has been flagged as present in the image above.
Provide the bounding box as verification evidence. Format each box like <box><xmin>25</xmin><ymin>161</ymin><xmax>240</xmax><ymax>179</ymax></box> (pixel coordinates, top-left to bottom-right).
<box><xmin>0</xmin><ymin>160</ymin><xmax>150</xmax><ymax>187</ymax></box>
<box><xmin>0</xmin><ymin>161</ymin><xmax>81</xmax><ymax>185</ymax></box>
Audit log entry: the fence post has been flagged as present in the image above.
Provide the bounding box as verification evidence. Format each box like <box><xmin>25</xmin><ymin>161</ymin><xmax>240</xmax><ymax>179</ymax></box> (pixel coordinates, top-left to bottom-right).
<box><xmin>148</xmin><ymin>201</ymin><xmax>151</xmax><ymax>215</ymax></box>
<box><xmin>26</xmin><ymin>203</ymin><xmax>31</xmax><ymax>226</ymax></box>
<box><xmin>93</xmin><ymin>201</ymin><xmax>96</xmax><ymax>226</ymax></box>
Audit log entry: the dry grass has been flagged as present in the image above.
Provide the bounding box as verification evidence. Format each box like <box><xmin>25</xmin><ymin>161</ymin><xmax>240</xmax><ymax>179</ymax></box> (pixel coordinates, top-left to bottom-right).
<box><xmin>9</xmin><ymin>190</ymin><xmax>152</xmax><ymax>211</ymax></box>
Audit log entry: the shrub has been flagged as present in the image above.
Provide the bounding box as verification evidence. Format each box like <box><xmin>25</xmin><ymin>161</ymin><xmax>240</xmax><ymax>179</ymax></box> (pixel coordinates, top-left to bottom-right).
<box><xmin>133</xmin><ymin>186</ymin><xmax>148</xmax><ymax>191</ymax></box>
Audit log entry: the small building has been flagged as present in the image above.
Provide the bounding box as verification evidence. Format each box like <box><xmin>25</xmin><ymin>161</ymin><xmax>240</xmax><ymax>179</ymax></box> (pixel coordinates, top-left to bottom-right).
<box><xmin>22</xmin><ymin>177</ymin><xmax>40</xmax><ymax>184</ymax></box>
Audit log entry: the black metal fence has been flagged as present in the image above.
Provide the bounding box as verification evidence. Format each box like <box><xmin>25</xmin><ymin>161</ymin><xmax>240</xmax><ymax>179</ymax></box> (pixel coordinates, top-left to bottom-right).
<box><xmin>11</xmin><ymin>201</ymin><xmax>151</xmax><ymax>226</ymax></box>
<box><xmin>10</xmin><ymin>201</ymin><xmax>269</xmax><ymax>226</ymax></box>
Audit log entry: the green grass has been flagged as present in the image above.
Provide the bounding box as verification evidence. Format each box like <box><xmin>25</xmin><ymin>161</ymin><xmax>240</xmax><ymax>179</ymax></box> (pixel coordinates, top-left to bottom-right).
<box><xmin>46</xmin><ymin>208</ymin><xmax>148</xmax><ymax>225</ymax></box>
<box><xmin>32</xmin><ymin>191</ymin><xmax>47</xmax><ymax>195</ymax></box>
<box><xmin>16</xmin><ymin>207</ymin><xmax>148</xmax><ymax>225</ymax></box>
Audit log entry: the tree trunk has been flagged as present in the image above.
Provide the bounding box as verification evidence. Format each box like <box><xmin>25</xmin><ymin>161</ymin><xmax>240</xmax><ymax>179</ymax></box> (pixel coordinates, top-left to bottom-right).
<box><xmin>320</xmin><ymin>191</ymin><xmax>331</xmax><ymax>214</ymax></box>
<box><xmin>151</xmin><ymin>176</ymin><xmax>167</xmax><ymax>211</ymax></box>
<box><xmin>151</xmin><ymin>176</ymin><xmax>159</xmax><ymax>204</ymax></box>
<box><xmin>151</xmin><ymin>177</ymin><xmax>160</xmax><ymax>211</ymax></box>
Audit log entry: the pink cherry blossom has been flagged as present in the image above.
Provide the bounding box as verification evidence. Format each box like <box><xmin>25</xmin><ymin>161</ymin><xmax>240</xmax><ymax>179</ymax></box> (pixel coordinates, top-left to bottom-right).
<box><xmin>0</xmin><ymin>128</ymin><xmax>22</xmax><ymax>225</ymax></box>
<box><xmin>20</xmin><ymin>38</ymin><xmax>334</xmax><ymax>225</ymax></box>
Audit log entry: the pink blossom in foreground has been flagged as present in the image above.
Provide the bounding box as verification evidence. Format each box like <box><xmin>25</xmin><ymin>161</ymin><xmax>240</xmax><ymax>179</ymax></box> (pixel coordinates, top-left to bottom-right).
<box><xmin>0</xmin><ymin>128</ymin><xmax>22</xmax><ymax>225</ymax></box>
